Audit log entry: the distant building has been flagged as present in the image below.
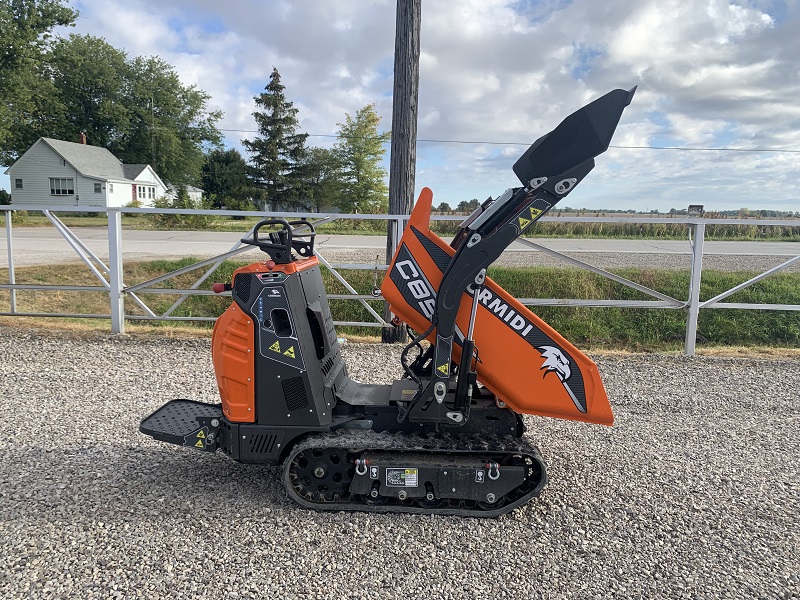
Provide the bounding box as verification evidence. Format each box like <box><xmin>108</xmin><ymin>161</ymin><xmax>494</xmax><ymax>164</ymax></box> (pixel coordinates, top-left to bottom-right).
<box><xmin>688</xmin><ymin>204</ymin><xmax>704</xmax><ymax>217</ymax></box>
<box><xmin>166</xmin><ymin>184</ymin><xmax>204</xmax><ymax>204</ymax></box>
<box><xmin>3</xmin><ymin>136</ymin><xmax>190</xmax><ymax>208</ymax></box>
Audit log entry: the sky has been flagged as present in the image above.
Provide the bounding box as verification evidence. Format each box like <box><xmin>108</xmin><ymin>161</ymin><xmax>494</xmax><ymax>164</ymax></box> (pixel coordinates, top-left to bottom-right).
<box><xmin>5</xmin><ymin>0</ymin><xmax>800</xmax><ymax>212</ymax></box>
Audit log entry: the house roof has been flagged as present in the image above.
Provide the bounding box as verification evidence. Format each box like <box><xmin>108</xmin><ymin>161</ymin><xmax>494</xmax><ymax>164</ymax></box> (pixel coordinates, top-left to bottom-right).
<box><xmin>41</xmin><ymin>138</ymin><xmax>129</xmax><ymax>180</ymax></box>
<box><xmin>5</xmin><ymin>137</ymin><xmax>171</xmax><ymax>190</ymax></box>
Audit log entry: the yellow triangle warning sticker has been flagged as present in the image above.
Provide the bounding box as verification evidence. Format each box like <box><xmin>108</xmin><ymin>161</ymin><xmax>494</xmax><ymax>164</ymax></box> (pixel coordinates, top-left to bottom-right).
<box><xmin>283</xmin><ymin>346</ymin><xmax>296</xmax><ymax>358</ymax></box>
<box><xmin>269</xmin><ymin>341</ymin><xmax>281</xmax><ymax>353</ymax></box>
<box><xmin>196</xmin><ymin>430</ymin><xmax>205</xmax><ymax>439</ymax></box>
<box><xmin>530</xmin><ymin>207</ymin><xmax>543</xmax><ymax>219</ymax></box>
<box><xmin>518</xmin><ymin>216</ymin><xmax>531</xmax><ymax>229</ymax></box>
<box><xmin>437</xmin><ymin>363</ymin><xmax>449</xmax><ymax>375</ymax></box>
<box><xmin>195</xmin><ymin>439</ymin><xmax>204</xmax><ymax>448</ymax></box>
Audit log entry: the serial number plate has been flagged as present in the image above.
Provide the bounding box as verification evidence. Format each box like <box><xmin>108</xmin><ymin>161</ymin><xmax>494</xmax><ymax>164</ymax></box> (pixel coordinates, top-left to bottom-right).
<box><xmin>385</xmin><ymin>468</ymin><xmax>418</xmax><ymax>487</ymax></box>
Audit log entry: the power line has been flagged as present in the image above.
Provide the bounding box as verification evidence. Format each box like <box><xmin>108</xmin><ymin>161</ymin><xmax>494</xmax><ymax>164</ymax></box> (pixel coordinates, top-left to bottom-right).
<box><xmin>610</xmin><ymin>144</ymin><xmax>800</xmax><ymax>154</ymax></box>
<box><xmin>217</xmin><ymin>128</ymin><xmax>800</xmax><ymax>153</ymax></box>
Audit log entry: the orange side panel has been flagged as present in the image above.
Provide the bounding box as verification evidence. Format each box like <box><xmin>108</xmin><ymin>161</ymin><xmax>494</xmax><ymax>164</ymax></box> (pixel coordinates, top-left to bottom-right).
<box><xmin>381</xmin><ymin>188</ymin><xmax>613</xmax><ymax>426</ymax></box>
<box><xmin>212</xmin><ymin>303</ymin><xmax>255</xmax><ymax>423</ymax></box>
<box><xmin>211</xmin><ymin>256</ymin><xmax>318</xmax><ymax>423</ymax></box>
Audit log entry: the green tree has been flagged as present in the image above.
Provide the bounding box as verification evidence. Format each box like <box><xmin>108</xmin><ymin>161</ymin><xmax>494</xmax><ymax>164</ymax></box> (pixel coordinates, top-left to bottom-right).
<box><xmin>0</xmin><ymin>0</ymin><xmax>76</xmax><ymax>161</ymax></box>
<box><xmin>113</xmin><ymin>55</ymin><xmax>222</xmax><ymax>187</ymax></box>
<box><xmin>43</xmin><ymin>35</ymin><xmax>130</xmax><ymax>149</ymax></box>
<box><xmin>296</xmin><ymin>146</ymin><xmax>342</xmax><ymax>212</ymax></box>
<box><xmin>456</xmin><ymin>199</ymin><xmax>479</xmax><ymax>212</ymax></box>
<box><xmin>201</xmin><ymin>148</ymin><xmax>254</xmax><ymax>210</ymax></box>
<box><xmin>436</xmin><ymin>201</ymin><xmax>452</xmax><ymax>212</ymax></box>
<box><xmin>334</xmin><ymin>104</ymin><xmax>390</xmax><ymax>213</ymax></box>
<box><xmin>243</xmin><ymin>67</ymin><xmax>308</xmax><ymax>211</ymax></box>
<box><xmin>1</xmin><ymin>32</ymin><xmax>222</xmax><ymax>186</ymax></box>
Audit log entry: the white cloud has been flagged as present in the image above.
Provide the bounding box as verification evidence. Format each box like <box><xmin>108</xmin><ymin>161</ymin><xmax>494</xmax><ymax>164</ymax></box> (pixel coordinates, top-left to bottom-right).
<box><xmin>5</xmin><ymin>0</ymin><xmax>799</xmax><ymax>212</ymax></box>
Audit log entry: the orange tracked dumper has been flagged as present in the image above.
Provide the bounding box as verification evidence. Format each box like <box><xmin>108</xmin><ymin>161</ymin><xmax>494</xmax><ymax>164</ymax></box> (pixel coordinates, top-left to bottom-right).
<box><xmin>141</xmin><ymin>87</ymin><xmax>635</xmax><ymax>516</ymax></box>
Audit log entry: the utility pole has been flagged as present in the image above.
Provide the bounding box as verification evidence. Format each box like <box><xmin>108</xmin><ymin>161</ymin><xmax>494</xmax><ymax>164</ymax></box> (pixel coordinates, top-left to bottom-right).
<box><xmin>383</xmin><ymin>0</ymin><xmax>421</xmax><ymax>343</ymax></box>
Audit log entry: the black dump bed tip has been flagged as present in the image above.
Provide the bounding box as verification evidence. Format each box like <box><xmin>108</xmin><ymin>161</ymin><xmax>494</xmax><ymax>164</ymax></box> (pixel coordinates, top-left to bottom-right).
<box><xmin>513</xmin><ymin>86</ymin><xmax>637</xmax><ymax>186</ymax></box>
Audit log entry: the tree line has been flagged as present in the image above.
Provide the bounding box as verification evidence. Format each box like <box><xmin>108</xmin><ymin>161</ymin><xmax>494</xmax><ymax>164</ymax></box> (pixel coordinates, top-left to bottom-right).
<box><xmin>205</xmin><ymin>67</ymin><xmax>390</xmax><ymax>213</ymax></box>
<box><xmin>1</xmin><ymin>0</ymin><xmax>391</xmax><ymax>213</ymax></box>
<box><xmin>0</xmin><ymin>0</ymin><xmax>221</xmax><ymax>188</ymax></box>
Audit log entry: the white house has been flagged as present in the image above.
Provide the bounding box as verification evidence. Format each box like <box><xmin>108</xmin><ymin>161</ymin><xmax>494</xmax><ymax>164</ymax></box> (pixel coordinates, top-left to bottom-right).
<box><xmin>4</xmin><ymin>136</ymin><xmax>174</xmax><ymax>208</ymax></box>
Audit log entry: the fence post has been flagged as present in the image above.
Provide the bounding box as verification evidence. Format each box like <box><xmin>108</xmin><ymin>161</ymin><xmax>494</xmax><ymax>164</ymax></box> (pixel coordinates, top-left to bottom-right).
<box><xmin>108</xmin><ymin>208</ymin><xmax>125</xmax><ymax>334</ymax></box>
<box><xmin>382</xmin><ymin>215</ymin><xmax>408</xmax><ymax>343</ymax></box>
<box><xmin>684</xmin><ymin>222</ymin><xmax>705</xmax><ymax>355</ymax></box>
<box><xmin>5</xmin><ymin>209</ymin><xmax>16</xmax><ymax>313</ymax></box>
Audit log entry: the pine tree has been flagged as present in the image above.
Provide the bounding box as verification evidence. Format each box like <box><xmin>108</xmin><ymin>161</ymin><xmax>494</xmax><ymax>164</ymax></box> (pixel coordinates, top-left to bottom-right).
<box><xmin>243</xmin><ymin>68</ymin><xmax>308</xmax><ymax>211</ymax></box>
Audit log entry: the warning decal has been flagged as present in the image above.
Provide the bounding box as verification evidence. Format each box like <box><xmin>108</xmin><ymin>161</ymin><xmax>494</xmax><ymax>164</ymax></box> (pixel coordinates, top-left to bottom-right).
<box><xmin>436</xmin><ymin>363</ymin><xmax>449</xmax><ymax>376</ymax></box>
<box><xmin>269</xmin><ymin>341</ymin><xmax>281</xmax><ymax>353</ymax></box>
<box><xmin>184</xmin><ymin>426</ymin><xmax>209</xmax><ymax>450</ymax></box>
<box><xmin>516</xmin><ymin>200</ymin><xmax>550</xmax><ymax>233</ymax></box>
<box><xmin>283</xmin><ymin>346</ymin><xmax>296</xmax><ymax>358</ymax></box>
<box><xmin>386</xmin><ymin>468</ymin><xmax>419</xmax><ymax>487</ymax></box>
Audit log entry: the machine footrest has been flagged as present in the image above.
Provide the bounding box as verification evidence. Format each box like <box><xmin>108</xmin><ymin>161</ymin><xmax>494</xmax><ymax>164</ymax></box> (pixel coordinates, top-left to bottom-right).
<box><xmin>140</xmin><ymin>399</ymin><xmax>223</xmax><ymax>451</ymax></box>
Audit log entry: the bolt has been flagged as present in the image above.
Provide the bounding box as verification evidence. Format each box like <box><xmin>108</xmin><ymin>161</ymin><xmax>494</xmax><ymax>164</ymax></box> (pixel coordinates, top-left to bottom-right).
<box><xmin>426</xmin><ymin>492</ymin><xmax>435</xmax><ymax>501</ymax></box>
<box><xmin>211</xmin><ymin>419</ymin><xmax>219</xmax><ymax>427</ymax></box>
<box><xmin>370</xmin><ymin>489</ymin><xmax>379</xmax><ymax>498</ymax></box>
<box><xmin>314</xmin><ymin>466</ymin><xmax>326</xmax><ymax>478</ymax></box>
<box><xmin>486</xmin><ymin>493</ymin><xmax>496</xmax><ymax>503</ymax></box>
<box><xmin>398</xmin><ymin>490</ymin><xmax>407</xmax><ymax>501</ymax></box>
<box><xmin>452</xmin><ymin>488</ymin><xmax>456</xmax><ymax>493</ymax></box>
<box><xmin>443</xmin><ymin>471</ymin><xmax>447</xmax><ymax>475</ymax></box>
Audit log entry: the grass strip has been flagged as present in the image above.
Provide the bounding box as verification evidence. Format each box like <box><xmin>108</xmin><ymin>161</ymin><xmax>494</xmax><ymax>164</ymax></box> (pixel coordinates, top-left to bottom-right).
<box><xmin>1</xmin><ymin>259</ymin><xmax>799</xmax><ymax>350</ymax></box>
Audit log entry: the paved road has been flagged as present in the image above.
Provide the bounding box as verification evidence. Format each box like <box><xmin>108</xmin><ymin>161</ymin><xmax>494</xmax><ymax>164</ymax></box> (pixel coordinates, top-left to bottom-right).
<box><xmin>0</xmin><ymin>227</ymin><xmax>798</xmax><ymax>267</ymax></box>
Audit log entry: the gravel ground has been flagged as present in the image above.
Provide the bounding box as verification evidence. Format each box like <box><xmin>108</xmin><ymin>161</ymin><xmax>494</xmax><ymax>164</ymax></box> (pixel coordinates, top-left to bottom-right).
<box><xmin>0</xmin><ymin>327</ymin><xmax>798</xmax><ymax>599</ymax></box>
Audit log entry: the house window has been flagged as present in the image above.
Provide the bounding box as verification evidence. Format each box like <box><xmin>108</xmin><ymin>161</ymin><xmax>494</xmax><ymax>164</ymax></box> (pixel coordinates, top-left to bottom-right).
<box><xmin>94</xmin><ymin>183</ymin><xmax>102</xmax><ymax>193</ymax></box>
<box><xmin>49</xmin><ymin>177</ymin><xmax>75</xmax><ymax>195</ymax></box>
<box><xmin>109</xmin><ymin>183</ymin><xmax>114</xmax><ymax>193</ymax></box>
<box><xmin>14</xmin><ymin>178</ymin><xmax>22</xmax><ymax>189</ymax></box>
<box><xmin>138</xmin><ymin>186</ymin><xmax>145</xmax><ymax>200</ymax></box>
<box><xmin>148</xmin><ymin>187</ymin><xmax>155</xmax><ymax>199</ymax></box>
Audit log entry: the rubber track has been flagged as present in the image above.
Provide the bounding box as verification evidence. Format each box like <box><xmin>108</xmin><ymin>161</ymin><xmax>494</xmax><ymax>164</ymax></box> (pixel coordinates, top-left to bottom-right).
<box><xmin>282</xmin><ymin>429</ymin><xmax>547</xmax><ymax>517</ymax></box>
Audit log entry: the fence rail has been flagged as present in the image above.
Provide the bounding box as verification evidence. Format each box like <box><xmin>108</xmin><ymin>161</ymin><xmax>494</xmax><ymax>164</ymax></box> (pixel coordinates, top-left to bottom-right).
<box><xmin>2</xmin><ymin>205</ymin><xmax>799</xmax><ymax>355</ymax></box>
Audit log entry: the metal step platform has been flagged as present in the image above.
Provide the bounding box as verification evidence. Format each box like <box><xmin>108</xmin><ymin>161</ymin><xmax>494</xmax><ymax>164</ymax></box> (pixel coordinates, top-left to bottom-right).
<box><xmin>140</xmin><ymin>399</ymin><xmax>223</xmax><ymax>452</ymax></box>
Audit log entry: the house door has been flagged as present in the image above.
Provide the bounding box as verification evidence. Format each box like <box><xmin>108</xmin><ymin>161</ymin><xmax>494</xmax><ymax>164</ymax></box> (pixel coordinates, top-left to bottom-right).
<box><xmin>132</xmin><ymin>184</ymin><xmax>137</xmax><ymax>203</ymax></box>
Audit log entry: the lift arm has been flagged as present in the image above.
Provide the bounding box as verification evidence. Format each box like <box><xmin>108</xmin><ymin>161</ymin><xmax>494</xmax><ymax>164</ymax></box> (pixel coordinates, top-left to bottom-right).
<box><xmin>407</xmin><ymin>87</ymin><xmax>636</xmax><ymax>425</ymax></box>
